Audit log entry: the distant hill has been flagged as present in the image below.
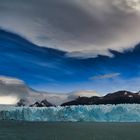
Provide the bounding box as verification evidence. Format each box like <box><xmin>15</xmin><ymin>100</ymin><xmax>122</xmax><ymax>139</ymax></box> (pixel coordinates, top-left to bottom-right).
<box><xmin>30</xmin><ymin>99</ymin><xmax>54</xmax><ymax>107</ymax></box>
<box><xmin>61</xmin><ymin>91</ymin><xmax>140</xmax><ymax>106</ymax></box>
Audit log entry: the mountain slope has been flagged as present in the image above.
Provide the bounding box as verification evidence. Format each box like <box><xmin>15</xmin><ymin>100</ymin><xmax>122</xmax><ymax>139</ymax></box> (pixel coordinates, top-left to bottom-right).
<box><xmin>30</xmin><ymin>100</ymin><xmax>54</xmax><ymax>107</ymax></box>
<box><xmin>61</xmin><ymin>91</ymin><xmax>140</xmax><ymax>106</ymax></box>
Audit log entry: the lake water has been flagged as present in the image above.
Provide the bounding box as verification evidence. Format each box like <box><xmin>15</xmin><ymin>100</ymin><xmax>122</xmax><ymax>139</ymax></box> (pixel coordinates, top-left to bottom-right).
<box><xmin>0</xmin><ymin>121</ymin><xmax>140</xmax><ymax>140</ymax></box>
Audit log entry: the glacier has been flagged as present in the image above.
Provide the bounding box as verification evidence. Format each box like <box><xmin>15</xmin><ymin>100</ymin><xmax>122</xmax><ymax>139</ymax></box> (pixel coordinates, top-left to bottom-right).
<box><xmin>0</xmin><ymin>104</ymin><xmax>140</xmax><ymax>122</ymax></box>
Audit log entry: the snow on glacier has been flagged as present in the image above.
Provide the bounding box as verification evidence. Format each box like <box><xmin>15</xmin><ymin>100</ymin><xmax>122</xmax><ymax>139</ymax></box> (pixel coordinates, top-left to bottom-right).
<box><xmin>0</xmin><ymin>104</ymin><xmax>140</xmax><ymax>122</ymax></box>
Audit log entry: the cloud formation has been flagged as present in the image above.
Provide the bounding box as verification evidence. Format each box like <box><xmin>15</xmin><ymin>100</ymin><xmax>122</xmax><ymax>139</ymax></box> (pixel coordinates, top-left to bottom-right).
<box><xmin>91</xmin><ymin>73</ymin><xmax>121</xmax><ymax>80</ymax></box>
<box><xmin>0</xmin><ymin>0</ymin><xmax>140</xmax><ymax>57</ymax></box>
<box><xmin>0</xmin><ymin>76</ymin><xmax>100</xmax><ymax>105</ymax></box>
<box><xmin>0</xmin><ymin>76</ymin><xmax>24</xmax><ymax>85</ymax></box>
<box><xmin>0</xmin><ymin>96</ymin><xmax>18</xmax><ymax>105</ymax></box>
<box><xmin>1</xmin><ymin>30</ymin><xmax>140</xmax><ymax>94</ymax></box>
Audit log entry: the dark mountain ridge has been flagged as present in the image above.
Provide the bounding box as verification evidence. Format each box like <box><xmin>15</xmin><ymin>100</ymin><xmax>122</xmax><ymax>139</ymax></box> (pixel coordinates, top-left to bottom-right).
<box><xmin>30</xmin><ymin>99</ymin><xmax>54</xmax><ymax>107</ymax></box>
<box><xmin>17</xmin><ymin>99</ymin><xmax>54</xmax><ymax>107</ymax></box>
<box><xmin>16</xmin><ymin>90</ymin><xmax>140</xmax><ymax>107</ymax></box>
<box><xmin>61</xmin><ymin>90</ymin><xmax>140</xmax><ymax>106</ymax></box>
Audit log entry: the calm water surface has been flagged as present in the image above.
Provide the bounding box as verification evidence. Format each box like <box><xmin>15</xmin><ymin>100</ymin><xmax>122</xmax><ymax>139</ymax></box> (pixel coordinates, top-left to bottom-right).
<box><xmin>0</xmin><ymin>121</ymin><xmax>140</xmax><ymax>140</ymax></box>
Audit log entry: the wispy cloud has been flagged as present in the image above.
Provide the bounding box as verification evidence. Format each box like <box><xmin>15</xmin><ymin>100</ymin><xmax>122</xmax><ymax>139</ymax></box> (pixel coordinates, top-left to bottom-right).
<box><xmin>90</xmin><ymin>73</ymin><xmax>121</xmax><ymax>80</ymax></box>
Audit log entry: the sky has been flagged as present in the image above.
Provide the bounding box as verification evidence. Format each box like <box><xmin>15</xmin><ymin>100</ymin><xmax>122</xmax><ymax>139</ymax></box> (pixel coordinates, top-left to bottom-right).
<box><xmin>0</xmin><ymin>0</ymin><xmax>140</xmax><ymax>95</ymax></box>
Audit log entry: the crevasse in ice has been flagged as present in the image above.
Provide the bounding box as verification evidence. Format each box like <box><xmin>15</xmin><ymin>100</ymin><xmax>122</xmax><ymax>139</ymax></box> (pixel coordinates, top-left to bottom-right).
<box><xmin>0</xmin><ymin>104</ymin><xmax>140</xmax><ymax>122</ymax></box>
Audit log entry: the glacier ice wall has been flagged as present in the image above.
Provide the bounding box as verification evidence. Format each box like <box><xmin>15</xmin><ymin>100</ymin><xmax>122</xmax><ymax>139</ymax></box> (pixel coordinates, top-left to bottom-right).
<box><xmin>0</xmin><ymin>104</ymin><xmax>140</xmax><ymax>122</ymax></box>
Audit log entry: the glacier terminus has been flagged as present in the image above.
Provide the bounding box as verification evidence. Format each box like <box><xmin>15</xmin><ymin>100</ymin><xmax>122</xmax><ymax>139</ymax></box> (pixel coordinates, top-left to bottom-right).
<box><xmin>0</xmin><ymin>104</ymin><xmax>140</xmax><ymax>122</ymax></box>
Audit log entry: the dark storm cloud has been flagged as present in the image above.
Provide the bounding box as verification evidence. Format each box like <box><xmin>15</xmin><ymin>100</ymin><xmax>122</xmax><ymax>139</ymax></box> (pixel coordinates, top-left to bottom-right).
<box><xmin>0</xmin><ymin>0</ymin><xmax>140</xmax><ymax>57</ymax></box>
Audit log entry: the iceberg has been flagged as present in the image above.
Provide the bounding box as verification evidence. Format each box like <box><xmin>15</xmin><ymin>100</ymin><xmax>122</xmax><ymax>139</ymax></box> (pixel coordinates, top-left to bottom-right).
<box><xmin>0</xmin><ymin>104</ymin><xmax>140</xmax><ymax>122</ymax></box>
